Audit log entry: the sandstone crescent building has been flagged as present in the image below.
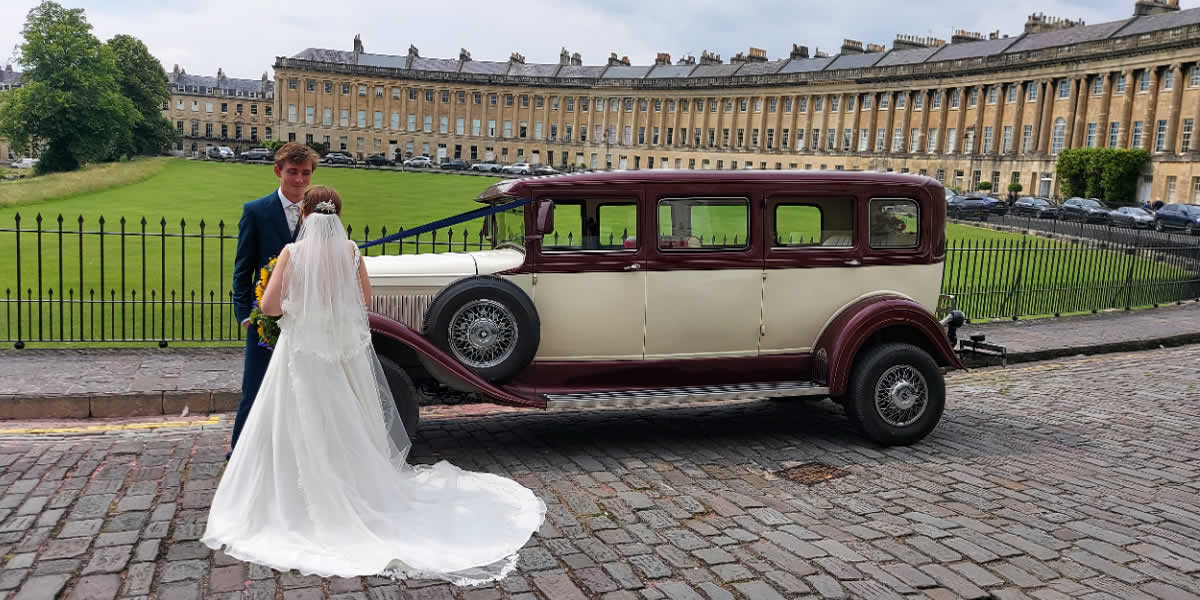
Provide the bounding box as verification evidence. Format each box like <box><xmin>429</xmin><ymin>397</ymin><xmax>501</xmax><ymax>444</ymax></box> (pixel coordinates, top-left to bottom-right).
<box><xmin>163</xmin><ymin>65</ymin><xmax>276</xmax><ymax>157</ymax></box>
<box><xmin>270</xmin><ymin>0</ymin><xmax>1200</xmax><ymax>204</ymax></box>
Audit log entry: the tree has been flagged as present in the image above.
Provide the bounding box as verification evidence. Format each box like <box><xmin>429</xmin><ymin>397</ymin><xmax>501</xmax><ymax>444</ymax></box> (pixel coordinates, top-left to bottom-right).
<box><xmin>306</xmin><ymin>141</ymin><xmax>329</xmax><ymax>157</ymax></box>
<box><xmin>106</xmin><ymin>34</ymin><xmax>177</xmax><ymax>159</ymax></box>
<box><xmin>1008</xmin><ymin>182</ymin><xmax>1023</xmax><ymax>194</ymax></box>
<box><xmin>0</xmin><ymin>2</ymin><xmax>137</xmax><ymax>174</ymax></box>
<box><xmin>976</xmin><ymin>181</ymin><xmax>992</xmax><ymax>192</ymax></box>
<box><xmin>264</xmin><ymin>139</ymin><xmax>286</xmax><ymax>153</ymax></box>
<box><xmin>1056</xmin><ymin>148</ymin><xmax>1150</xmax><ymax>205</ymax></box>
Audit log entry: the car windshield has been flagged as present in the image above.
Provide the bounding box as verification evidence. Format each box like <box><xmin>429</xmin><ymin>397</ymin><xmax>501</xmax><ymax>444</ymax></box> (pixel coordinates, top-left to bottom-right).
<box><xmin>1081</xmin><ymin>199</ymin><xmax>1102</xmax><ymax>208</ymax></box>
<box><xmin>491</xmin><ymin>204</ymin><xmax>526</xmax><ymax>250</ymax></box>
<box><xmin>1182</xmin><ymin>205</ymin><xmax>1200</xmax><ymax>217</ymax></box>
<box><xmin>1127</xmin><ymin>208</ymin><xmax>1149</xmax><ymax>215</ymax></box>
<box><xmin>1032</xmin><ymin>199</ymin><xmax>1049</xmax><ymax>206</ymax></box>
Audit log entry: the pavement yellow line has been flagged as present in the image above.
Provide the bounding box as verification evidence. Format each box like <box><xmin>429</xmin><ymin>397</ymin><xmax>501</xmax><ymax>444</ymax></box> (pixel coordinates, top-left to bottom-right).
<box><xmin>0</xmin><ymin>415</ymin><xmax>221</xmax><ymax>435</ymax></box>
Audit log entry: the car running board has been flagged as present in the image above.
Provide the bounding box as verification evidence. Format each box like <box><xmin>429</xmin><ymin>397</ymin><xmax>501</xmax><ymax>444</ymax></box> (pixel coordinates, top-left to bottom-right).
<box><xmin>543</xmin><ymin>381</ymin><xmax>830</xmax><ymax>409</ymax></box>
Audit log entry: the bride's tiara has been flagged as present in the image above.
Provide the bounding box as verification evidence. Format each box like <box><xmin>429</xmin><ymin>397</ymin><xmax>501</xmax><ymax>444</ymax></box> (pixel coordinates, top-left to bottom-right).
<box><xmin>313</xmin><ymin>200</ymin><xmax>337</xmax><ymax>215</ymax></box>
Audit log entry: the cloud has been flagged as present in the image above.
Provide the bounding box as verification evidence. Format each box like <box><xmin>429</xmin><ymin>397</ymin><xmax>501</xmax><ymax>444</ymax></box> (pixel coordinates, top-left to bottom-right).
<box><xmin>0</xmin><ymin>0</ymin><xmax>1160</xmax><ymax>79</ymax></box>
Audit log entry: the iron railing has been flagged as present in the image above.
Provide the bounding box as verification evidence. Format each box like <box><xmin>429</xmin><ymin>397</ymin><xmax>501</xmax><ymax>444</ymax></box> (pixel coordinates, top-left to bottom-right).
<box><xmin>4</xmin><ymin>212</ymin><xmax>1200</xmax><ymax>346</ymax></box>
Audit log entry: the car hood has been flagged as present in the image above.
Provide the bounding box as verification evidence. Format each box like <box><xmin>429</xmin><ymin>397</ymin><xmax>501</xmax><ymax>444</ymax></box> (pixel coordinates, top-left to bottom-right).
<box><xmin>363</xmin><ymin>248</ymin><xmax>524</xmax><ymax>289</ymax></box>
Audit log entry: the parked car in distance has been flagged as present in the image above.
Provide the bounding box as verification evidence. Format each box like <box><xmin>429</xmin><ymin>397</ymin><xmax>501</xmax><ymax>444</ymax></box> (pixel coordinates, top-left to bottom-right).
<box><xmin>324</xmin><ymin>152</ymin><xmax>357</xmax><ymax>166</ymax></box>
<box><xmin>439</xmin><ymin>159</ymin><xmax>469</xmax><ymax>170</ymax></box>
<box><xmin>946</xmin><ymin>195</ymin><xmax>990</xmax><ymax>221</ymax></box>
<box><xmin>1012</xmin><ymin>197</ymin><xmax>1059</xmax><ymax>219</ymax></box>
<box><xmin>981</xmin><ymin>196</ymin><xmax>1008</xmax><ymax>216</ymax></box>
<box><xmin>1060</xmin><ymin>197</ymin><xmax>1111</xmax><ymax>223</ymax></box>
<box><xmin>469</xmin><ymin>161</ymin><xmax>502</xmax><ymax>173</ymax></box>
<box><xmin>239</xmin><ymin>148</ymin><xmax>273</xmax><ymax>161</ymax></box>
<box><xmin>9</xmin><ymin>157</ymin><xmax>38</xmax><ymax>169</ymax></box>
<box><xmin>1109</xmin><ymin>206</ymin><xmax>1155</xmax><ymax>229</ymax></box>
<box><xmin>207</xmin><ymin>146</ymin><xmax>235</xmax><ymax>160</ymax></box>
<box><xmin>500</xmin><ymin>162</ymin><xmax>532</xmax><ymax>175</ymax></box>
<box><xmin>1153</xmin><ymin>203</ymin><xmax>1200</xmax><ymax>234</ymax></box>
<box><xmin>362</xmin><ymin>170</ymin><xmax>966</xmax><ymax>447</ymax></box>
<box><xmin>364</xmin><ymin>153</ymin><xmax>395</xmax><ymax>167</ymax></box>
<box><xmin>533</xmin><ymin>165</ymin><xmax>560</xmax><ymax>175</ymax></box>
<box><xmin>403</xmin><ymin>156</ymin><xmax>433</xmax><ymax>168</ymax></box>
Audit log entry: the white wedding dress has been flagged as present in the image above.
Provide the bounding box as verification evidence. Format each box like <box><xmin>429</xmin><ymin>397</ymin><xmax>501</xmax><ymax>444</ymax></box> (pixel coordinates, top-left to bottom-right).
<box><xmin>201</xmin><ymin>210</ymin><xmax>546</xmax><ymax>585</ymax></box>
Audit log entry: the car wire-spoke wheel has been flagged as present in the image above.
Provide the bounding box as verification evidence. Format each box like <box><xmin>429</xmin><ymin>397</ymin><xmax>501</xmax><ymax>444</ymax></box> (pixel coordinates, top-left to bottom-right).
<box><xmin>873</xmin><ymin>365</ymin><xmax>928</xmax><ymax>427</ymax></box>
<box><xmin>447</xmin><ymin>299</ymin><xmax>519</xmax><ymax>369</ymax></box>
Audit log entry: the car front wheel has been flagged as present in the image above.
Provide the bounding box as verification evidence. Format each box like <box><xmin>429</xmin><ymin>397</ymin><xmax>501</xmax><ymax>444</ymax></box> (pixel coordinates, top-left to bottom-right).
<box><xmin>844</xmin><ymin>342</ymin><xmax>945</xmax><ymax>446</ymax></box>
<box><xmin>422</xmin><ymin>276</ymin><xmax>540</xmax><ymax>383</ymax></box>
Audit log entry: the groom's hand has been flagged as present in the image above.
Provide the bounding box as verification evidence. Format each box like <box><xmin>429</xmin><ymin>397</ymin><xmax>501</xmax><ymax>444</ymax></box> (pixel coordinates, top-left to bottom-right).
<box><xmin>241</xmin><ymin>318</ymin><xmax>250</xmax><ymax>331</ymax></box>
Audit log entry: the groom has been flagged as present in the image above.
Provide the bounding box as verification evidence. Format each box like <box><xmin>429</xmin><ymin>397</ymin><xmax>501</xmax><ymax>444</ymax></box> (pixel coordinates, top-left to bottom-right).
<box><xmin>230</xmin><ymin>142</ymin><xmax>320</xmax><ymax>457</ymax></box>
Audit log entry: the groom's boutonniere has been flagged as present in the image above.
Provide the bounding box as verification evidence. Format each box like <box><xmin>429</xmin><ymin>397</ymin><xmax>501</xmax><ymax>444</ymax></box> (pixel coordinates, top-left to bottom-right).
<box><xmin>249</xmin><ymin>255</ymin><xmax>280</xmax><ymax>350</ymax></box>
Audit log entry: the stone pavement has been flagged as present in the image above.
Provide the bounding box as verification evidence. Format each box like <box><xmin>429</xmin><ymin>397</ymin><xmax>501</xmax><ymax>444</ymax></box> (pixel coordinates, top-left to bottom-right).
<box><xmin>0</xmin><ymin>345</ymin><xmax>1199</xmax><ymax>599</ymax></box>
<box><xmin>3</xmin><ymin>302</ymin><xmax>1200</xmax><ymax>420</ymax></box>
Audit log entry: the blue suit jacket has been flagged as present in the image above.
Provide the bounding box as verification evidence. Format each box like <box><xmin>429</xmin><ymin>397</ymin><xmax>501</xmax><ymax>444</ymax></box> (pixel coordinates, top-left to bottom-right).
<box><xmin>233</xmin><ymin>191</ymin><xmax>297</xmax><ymax>324</ymax></box>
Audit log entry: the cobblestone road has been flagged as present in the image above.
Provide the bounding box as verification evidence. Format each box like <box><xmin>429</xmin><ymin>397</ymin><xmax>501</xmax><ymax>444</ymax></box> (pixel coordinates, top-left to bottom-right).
<box><xmin>1</xmin><ymin>346</ymin><xmax>1199</xmax><ymax>600</ymax></box>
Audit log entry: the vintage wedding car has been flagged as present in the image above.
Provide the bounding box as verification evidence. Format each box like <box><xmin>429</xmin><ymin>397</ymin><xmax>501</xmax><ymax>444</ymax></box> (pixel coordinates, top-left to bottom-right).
<box><xmin>363</xmin><ymin>170</ymin><xmax>966</xmax><ymax>446</ymax></box>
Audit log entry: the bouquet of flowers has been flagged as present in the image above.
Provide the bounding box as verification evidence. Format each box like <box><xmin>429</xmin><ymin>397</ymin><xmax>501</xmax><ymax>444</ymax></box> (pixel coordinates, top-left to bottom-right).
<box><xmin>248</xmin><ymin>255</ymin><xmax>280</xmax><ymax>350</ymax></box>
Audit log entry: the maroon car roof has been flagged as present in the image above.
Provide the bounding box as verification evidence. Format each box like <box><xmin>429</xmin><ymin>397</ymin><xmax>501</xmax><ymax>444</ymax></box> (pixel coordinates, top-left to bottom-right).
<box><xmin>475</xmin><ymin>169</ymin><xmax>942</xmax><ymax>203</ymax></box>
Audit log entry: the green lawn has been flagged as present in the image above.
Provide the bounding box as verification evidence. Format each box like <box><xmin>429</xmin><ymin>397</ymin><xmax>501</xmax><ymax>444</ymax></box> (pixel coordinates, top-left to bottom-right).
<box><xmin>2</xmin><ymin>158</ymin><xmax>1197</xmax><ymax>344</ymax></box>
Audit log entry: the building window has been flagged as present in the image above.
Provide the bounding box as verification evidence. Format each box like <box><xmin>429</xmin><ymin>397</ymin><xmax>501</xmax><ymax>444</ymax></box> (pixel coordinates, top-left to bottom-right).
<box><xmin>1192</xmin><ymin>67</ymin><xmax>1200</xmax><ymax>88</ymax></box>
<box><xmin>1163</xmin><ymin>70</ymin><xmax>1174</xmax><ymax>90</ymax></box>
<box><xmin>1022</xmin><ymin>125</ymin><xmax>1033</xmax><ymax>153</ymax></box>
<box><xmin>1027</xmin><ymin>84</ymin><xmax>1039</xmax><ymax>102</ymax></box>
<box><xmin>931</xmin><ymin>92</ymin><xmax>940</xmax><ymax>109</ymax></box>
<box><xmin>341</xmin><ymin>109</ymin><xmax>350</xmax><ymax>127</ymax></box>
<box><xmin>1132</xmin><ymin>121</ymin><xmax>1144</xmax><ymax>148</ymax></box>
<box><xmin>287</xmin><ymin>104</ymin><xmax>297</xmax><ymax>122</ymax></box>
<box><xmin>927</xmin><ymin>129</ymin><xmax>938</xmax><ymax>153</ymax></box>
<box><xmin>391</xmin><ymin>112</ymin><xmax>400</xmax><ymax>130</ymax></box>
<box><xmin>1182</xmin><ymin>119</ymin><xmax>1194</xmax><ymax>152</ymax></box>
<box><xmin>1050</xmin><ymin>118</ymin><xmax>1066</xmax><ymax>154</ymax></box>
<box><xmin>831</xmin><ymin>96</ymin><xmax>841</xmax><ymax>112</ymax></box>
<box><xmin>425</xmin><ymin>115</ymin><xmax>433</xmax><ymax>132</ymax></box>
<box><xmin>983</xmin><ymin>127</ymin><xmax>993</xmax><ymax>153</ymax></box>
<box><xmin>968</xmin><ymin>88</ymin><xmax>978</xmax><ymax>107</ymax></box>
<box><xmin>950</xmin><ymin>89</ymin><xmax>960</xmax><ymax>109</ymax></box>
<box><xmin>441</xmin><ymin>116</ymin><xmax>449</xmax><ymax>134</ymax></box>
<box><xmin>987</xmin><ymin>87</ymin><xmax>998</xmax><ymax>104</ymax></box>
<box><xmin>1167</xmin><ymin>176</ymin><xmax>1177</xmax><ymax>202</ymax></box>
<box><xmin>913</xmin><ymin>94</ymin><xmax>923</xmax><ymax>110</ymax></box>
<box><xmin>374</xmin><ymin>111</ymin><xmax>383</xmax><ymax>129</ymax></box>
<box><xmin>305</xmin><ymin>106</ymin><xmax>314</xmax><ymax>124</ymax></box>
<box><xmin>1058</xmin><ymin>80</ymin><xmax>1070</xmax><ymax>99</ymax></box>
<box><xmin>1193</xmin><ymin>177</ymin><xmax>1200</xmax><ymax>203</ymax></box>
<box><xmin>1109</xmin><ymin>122</ymin><xmax>1120</xmax><ymax>147</ymax></box>
<box><xmin>1085</xmin><ymin>123</ymin><xmax>1097</xmax><ymax>148</ymax></box>
<box><xmin>1138</xmin><ymin>71</ymin><xmax>1150</xmax><ymax>93</ymax></box>
<box><xmin>1114</xmin><ymin>74</ymin><xmax>1126</xmax><ymax>94</ymax></box>
<box><xmin>1002</xmin><ymin>126</ymin><xmax>1013</xmax><ymax>153</ymax></box>
<box><xmin>946</xmin><ymin>128</ymin><xmax>957</xmax><ymax>153</ymax></box>
<box><xmin>1091</xmin><ymin>78</ymin><xmax>1103</xmax><ymax>96</ymax></box>
<box><xmin>1155</xmin><ymin>119</ymin><xmax>1168</xmax><ymax>152</ymax></box>
<box><xmin>357</xmin><ymin>110</ymin><xmax>366</xmax><ymax>128</ymax></box>
<box><xmin>1007</xmin><ymin>85</ymin><xmax>1017</xmax><ymax>103</ymax></box>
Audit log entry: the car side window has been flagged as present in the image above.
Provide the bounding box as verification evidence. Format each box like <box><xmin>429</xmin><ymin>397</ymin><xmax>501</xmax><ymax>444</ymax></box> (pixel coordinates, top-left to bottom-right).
<box><xmin>773</xmin><ymin>199</ymin><xmax>853</xmax><ymax>247</ymax></box>
<box><xmin>657</xmin><ymin>197</ymin><xmax>749</xmax><ymax>250</ymax></box>
<box><xmin>869</xmin><ymin>198</ymin><xmax>919</xmax><ymax>250</ymax></box>
<box><xmin>542</xmin><ymin>199</ymin><xmax>637</xmax><ymax>251</ymax></box>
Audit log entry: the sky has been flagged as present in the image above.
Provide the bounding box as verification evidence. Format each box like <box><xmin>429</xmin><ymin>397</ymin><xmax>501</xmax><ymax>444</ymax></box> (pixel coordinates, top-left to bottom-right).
<box><xmin>0</xmin><ymin>0</ymin><xmax>1161</xmax><ymax>80</ymax></box>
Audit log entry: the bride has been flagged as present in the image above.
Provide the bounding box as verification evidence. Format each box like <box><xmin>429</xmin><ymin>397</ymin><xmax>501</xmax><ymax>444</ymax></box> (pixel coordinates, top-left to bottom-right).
<box><xmin>202</xmin><ymin>185</ymin><xmax>546</xmax><ymax>585</ymax></box>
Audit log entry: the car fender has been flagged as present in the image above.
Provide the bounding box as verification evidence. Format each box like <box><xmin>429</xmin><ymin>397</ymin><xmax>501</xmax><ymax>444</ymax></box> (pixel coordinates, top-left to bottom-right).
<box><xmin>812</xmin><ymin>294</ymin><xmax>963</xmax><ymax>397</ymax></box>
<box><xmin>368</xmin><ymin>312</ymin><xmax>542</xmax><ymax>408</ymax></box>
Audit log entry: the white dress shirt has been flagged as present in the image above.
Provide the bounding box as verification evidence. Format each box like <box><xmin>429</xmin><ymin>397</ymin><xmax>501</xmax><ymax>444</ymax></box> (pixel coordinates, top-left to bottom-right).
<box><xmin>279</xmin><ymin>187</ymin><xmax>302</xmax><ymax>235</ymax></box>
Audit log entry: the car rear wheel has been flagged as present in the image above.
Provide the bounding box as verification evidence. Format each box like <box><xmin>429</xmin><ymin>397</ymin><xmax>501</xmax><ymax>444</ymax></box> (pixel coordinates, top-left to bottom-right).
<box><xmin>377</xmin><ymin>355</ymin><xmax>420</xmax><ymax>440</ymax></box>
<box><xmin>423</xmin><ymin>276</ymin><xmax>540</xmax><ymax>383</ymax></box>
<box><xmin>844</xmin><ymin>342</ymin><xmax>945</xmax><ymax>446</ymax></box>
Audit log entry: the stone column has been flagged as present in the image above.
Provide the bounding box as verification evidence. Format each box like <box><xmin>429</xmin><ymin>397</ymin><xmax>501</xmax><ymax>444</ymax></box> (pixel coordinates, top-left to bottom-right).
<box><xmin>919</xmin><ymin>90</ymin><xmax>932</xmax><ymax>154</ymax></box>
<box><xmin>884</xmin><ymin>92</ymin><xmax>898</xmax><ymax>153</ymax></box>
<box><xmin>850</xmin><ymin>93</ymin><xmax>863</xmax><ymax>152</ymax></box>
<box><xmin>972</xmin><ymin>86</ymin><xmax>987</xmax><ymax>154</ymax></box>
<box><xmin>867</xmin><ymin>93</ymin><xmax>881</xmax><ymax>152</ymax></box>
<box><xmin>954</xmin><ymin>87</ymin><xmax>968</xmax><ymax>153</ymax></box>
<box><xmin>832</xmin><ymin>93</ymin><xmax>846</xmax><ymax>152</ymax></box>
<box><xmin>1142</xmin><ymin>66</ymin><xmax>1161</xmax><ymax>151</ymax></box>
<box><xmin>1096</xmin><ymin>73</ymin><xmax>1113</xmax><ymax>148</ymax></box>
<box><xmin>990</xmin><ymin>84</ymin><xmax>1005</xmax><ymax>155</ymax></box>
<box><xmin>1190</xmin><ymin>65</ymin><xmax>1200</xmax><ymax>152</ymax></box>
<box><xmin>1118</xmin><ymin>70</ymin><xmax>1136</xmax><ymax>147</ymax></box>
<box><xmin>1164</xmin><ymin>63</ymin><xmax>1185</xmax><ymax>153</ymax></box>
<box><xmin>1010</xmin><ymin>81</ymin><xmax>1027</xmax><ymax>156</ymax></box>
<box><xmin>936</xmin><ymin>89</ymin><xmax>950</xmax><ymax>154</ymax></box>
<box><xmin>899</xmin><ymin>91</ymin><xmax>914</xmax><ymax>153</ymax></box>
<box><xmin>1037</xmin><ymin>80</ymin><xmax>1056</xmax><ymax>153</ymax></box>
<box><xmin>1069</xmin><ymin>76</ymin><xmax>1090</xmax><ymax>149</ymax></box>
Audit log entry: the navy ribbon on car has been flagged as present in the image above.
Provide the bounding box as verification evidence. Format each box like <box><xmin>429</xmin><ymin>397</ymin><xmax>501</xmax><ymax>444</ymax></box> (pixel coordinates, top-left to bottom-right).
<box><xmin>357</xmin><ymin>197</ymin><xmax>530</xmax><ymax>250</ymax></box>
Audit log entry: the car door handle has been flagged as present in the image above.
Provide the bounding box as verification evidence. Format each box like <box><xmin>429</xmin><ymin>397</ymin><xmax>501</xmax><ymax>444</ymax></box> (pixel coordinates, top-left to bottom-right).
<box><xmin>624</xmin><ymin>263</ymin><xmax>641</xmax><ymax>271</ymax></box>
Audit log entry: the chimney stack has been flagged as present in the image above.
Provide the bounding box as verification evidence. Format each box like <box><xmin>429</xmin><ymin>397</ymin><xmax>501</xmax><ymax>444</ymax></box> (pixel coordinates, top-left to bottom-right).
<box><xmin>606</xmin><ymin>52</ymin><xmax>629</xmax><ymax>66</ymax></box>
<box><xmin>866</xmin><ymin>43</ymin><xmax>886</xmax><ymax>53</ymax></box>
<box><xmin>699</xmin><ymin>50</ymin><xmax>722</xmax><ymax>65</ymax></box>
<box><xmin>893</xmin><ymin>34</ymin><xmax>946</xmax><ymax>50</ymax></box>
<box><xmin>460</xmin><ymin>48</ymin><xmax>472</xmax><ymax>61</ymax></box>
<box><xmin>407</xmin><ymin>44</ymin><xmax>419</xmax><ymax>58</ymax></box>
<box><xmin>1024</xmin><ymin>12</ymin><xmax>1085</xmax><ymax>33</ymax></box>
<box><xmin>790</xmin><ymin>44</ymin><xmax>809</xmax><ymax>59</ymax></box>
<box><xmin>654</xmin><ymin>52</ymin><xmax>672</xmax><ymax>65</ymax></box>
<box><xmin>676</xmin><ymin>55</ymin><xmax>696</xmax><ymax>65</ymax></box>
<box><xmin>951</xmin><ymin>29</ymin><xmax>985</xmax><ymax>44</ymax></box>
<box><xmin>571</xmin><ymin>52</ymin><xmax>582</xmax><ymax>65</ymax></box>
<box><xmin>747</xmin><ymin>47</ymin><xmax>767</xmax><ymax>62</ymax></box>
<box><xmin>510</xmin><ymin>52</ymin><xmax>525</xmax><ymax>64</ymax></box>
<box><xmin>841</xmin><ymin>39</ymin><xmax>864</xmax><ymax>55</ymax></box>
<box><xmin>1134</xmin><ymin>0</ymin><xmax>1179</xmax><ymax>15</ymax></box>
<box><xmin>352</xmin><ymin>34</ymin><xmax>364</xmax><ymax>64</ymax></box>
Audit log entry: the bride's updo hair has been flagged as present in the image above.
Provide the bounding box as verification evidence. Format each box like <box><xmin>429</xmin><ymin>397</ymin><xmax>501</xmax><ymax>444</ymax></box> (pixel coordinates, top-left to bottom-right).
<box><xmin>301</xmin><ymin>185</ymin><xmax>342</xmax><ymax>216</ymax></box>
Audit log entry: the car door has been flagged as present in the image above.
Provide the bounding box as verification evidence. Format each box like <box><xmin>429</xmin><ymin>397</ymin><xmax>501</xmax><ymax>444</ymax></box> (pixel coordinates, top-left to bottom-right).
<box><xmin>525</xmin><ymin>187</ymin><xmax>647</xmax><ymax>361</ymax></box>
<box><xmin>641</xmin><ymin>182</ymin><xmax>764</xmax><ymax>360</ymax></box>
<box><xmin>760</xmin><ymin>189</ymin><xmax>860</xmax><ymax>356</ymax></box>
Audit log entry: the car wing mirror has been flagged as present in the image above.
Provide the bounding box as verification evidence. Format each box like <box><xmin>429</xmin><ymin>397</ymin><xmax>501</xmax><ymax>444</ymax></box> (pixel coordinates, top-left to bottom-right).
<box><xmin>536</xmin><ymin>200</ymin><xmax>555</xmax><ymax>235</ymax></box>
